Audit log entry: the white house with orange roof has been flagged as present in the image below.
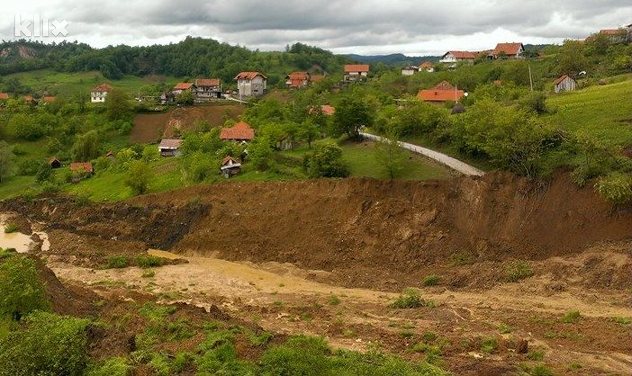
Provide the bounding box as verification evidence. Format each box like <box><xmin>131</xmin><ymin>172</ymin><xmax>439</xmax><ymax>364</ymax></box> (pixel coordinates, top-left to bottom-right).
<box><xmin>235</xmin><ymin>72</ymin><xmax>267</xmax><ymax>98</ymax></box>
<box><xmin>91</xmin><ymin>83</ymin><xmax>112</xmax><ymax>103</ymax></box>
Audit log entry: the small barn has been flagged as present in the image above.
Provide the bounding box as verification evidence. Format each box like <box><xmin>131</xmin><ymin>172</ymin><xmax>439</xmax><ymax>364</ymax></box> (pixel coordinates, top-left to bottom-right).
<box><xmin>554</xmin><ymin>75</ymin><xmax>577</xmax><ymax>93</ymax></box>
<box><xmin>158</xmin><ymin>139</ymin><xmax>183</xmax><ymax>157</ymax></box>
<box><xmin>48</xmin><ymin>157</ymin><xmax>61</xmax><ymax>169</ymax></box>
<box><xmin>220</xmin><ymin>121</ymin><xmax>255</xmax><ymax>142</ymax></box>
<box><xmin>220</xmin><ymin>156</ymin><xmax>242</xmax><ymax>178</ymax></box>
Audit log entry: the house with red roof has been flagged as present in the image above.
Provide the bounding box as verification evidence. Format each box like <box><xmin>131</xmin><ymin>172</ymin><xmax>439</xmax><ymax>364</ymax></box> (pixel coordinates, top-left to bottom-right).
<box><xmin>286</xmin><ymin>72</ymin><xmax>311</xmax><ymax>89</ymax></box>
<box><xmin>343</xmin><ymin>64</ymin><xmax>370</xmax><ymax>82</ymax></box>
<box><xmin>553</xmin><ymin>75</ymin><xmax>577</xmax><ymax>94</ymax></box>
<box><xmin>235</xmin><ymin>72</ymin><xmax>267</xmax><ymax>98</ymax></box>
<box><xmin>70</xmin><ymin>162</ymin><xmax>94</xmax><ymax>174</ymax></box>
<box><xmin>194</xmin><ymin>79</ymin><xmax>222</xmax><ymax>101</ymax></box>
<box><xmin>489</xmin><ymin>43</ymin><xmax>525</xmax><ymax>59</ymax></box>
<box><xmin>91</xmin><ymin>83</ymin><xmax>112</xmax><ymax>103</ymax></box>
<box><xmin>440</xmin><ymin>51</ymin><xmax>477</xmax><ymax>64</ymax></box>
<box><xmin>0</xmin><ymin>93</ymin><xmax>9</xmax><ymax>101</ymax></box>
<box><xmin>172</xmin><ymin>82</ymin><xmax>195</xmax><ymax>96</ymax></box>
<box><xmin>220</xmin><ymin>121</ymin><xmax>255</xmax><ymax>142</ymax></box>
<box><xmin>417</xmin><ymin>81</ymin><xmax>465</xmax><ymax>104</ymax></box>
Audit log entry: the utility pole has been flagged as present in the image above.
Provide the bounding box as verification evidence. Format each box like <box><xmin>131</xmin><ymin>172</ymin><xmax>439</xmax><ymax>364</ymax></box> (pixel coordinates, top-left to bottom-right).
<box><xmin>528</xmin><ymin>65</ymin><xmax>534</xmax><ymax>92</ymax></box>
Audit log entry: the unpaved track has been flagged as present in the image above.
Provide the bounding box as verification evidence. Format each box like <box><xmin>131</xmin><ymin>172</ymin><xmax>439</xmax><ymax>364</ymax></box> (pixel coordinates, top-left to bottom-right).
<box><xmin>48</xmin><ymin>249</ymin><xmax>632</xmax><ymax>375</ymax></box>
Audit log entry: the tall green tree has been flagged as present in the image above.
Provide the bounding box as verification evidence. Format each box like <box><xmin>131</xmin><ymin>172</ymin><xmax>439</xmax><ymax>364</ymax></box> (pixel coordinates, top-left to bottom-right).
<box><xmin>375</xmin><ymin>132</ymin><xmax>408</xmax><ymax>180</ymax></box>
<box><xmin>125</xmin><ymin>160</ymin><xmax>152</xmax><ymax>195</ymax></box>
<box><xmin>0</xmin><ymin>256</ymin><xmax>50</xmax><ymax>320</ymax></box>
<box><xmin>0</xmin><ymin>141</ymin><xmax>14</xmax><ymax>183</ymax></box>
<box><xmin>105</xmin><ymin>88</ymin><xmax>132</xmax><ymax>121</ymax></box>
<box><xmin>332</xmin><ymin>96</ymin><xmax>373</xmax><ymax>139</ymax></box>
<box><xmin>71</xmin><ymin>131</ymin><xmax>100</xmax><ymax>162</ymax></box>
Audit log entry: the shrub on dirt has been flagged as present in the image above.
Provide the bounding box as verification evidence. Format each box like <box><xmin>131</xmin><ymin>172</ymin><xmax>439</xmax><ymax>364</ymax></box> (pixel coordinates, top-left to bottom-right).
<box><xmin>327</xmin><ymin>295</ymin><xmax>341</xmax><ymax>306</ymax></box>
<box><xmin>480</xmin><ymin>337</ymin><xmax>498</xmax><ymax>354</ymax></box>
<box><xmin>613</xmin><ymin>316</ymin><xmax>631</xmax><ymax>325</ymax></box>
<box><xmin>0</xmin><ymin>311</ymin><xmax>90</xmax><ymax>376</ymax></box>
<box><xmin>3</xmin><ymin>223</ymin><xmax>18</xmax><ymax>233</ymax></box>
<box><xmin>136</xmin><ymin>255</ymin><xmax>166</xmax><ymax>269</ymax></box>
<box><xmin>141</xmin><ymin>270</ymin><xmax>156</xmax><ymax>278</ymax></box>
<box><xmin>390</xmin><ymin>289</ymin><xmax>434</xmax><ymax>309</ymax></box>
<box><xmin>530</xmin><ymin>365</ymin><xmax>554</xmax><ymax>376</ymax></box>
<box><xmin>527</xmin><ymin>350</ymin><xmax>545</xmax><ymax>361</ymax></box>
<box><xmin>86</xmin><ymin>357</ymin><xmax>131</xmax><ymax>376</ymax></box>
<box><xmin>448</xmin><ymin>250</ymin><xmax>475</xmax><ymax>266</ymax></box>
<box><xmin>594</xmin><ymin>172</ymin><xmax>632</xmax><ymax>205</ymax></box>
<box><xmin>422</xmin><ymin>275</ymin><xmax>441</xmax><ymax>287</ymax></box>
<box><xmin>505</xmin><ymin>260</ymin><xmax>534</xmax><ymax>282</ymax></box>
<box><xmin>106</xmin><ymin>256</ymin><xmax>129</xmax><ymax>269</ymax></box>
<box><xmin>0</xmin><ymin>255</ymin><xmax>49</xmax><ymax>320</ymax></box>
<box><xmin>561</xmin><ymin>310</ymin><xmax>581</xmax><ymax>324</ymax></box>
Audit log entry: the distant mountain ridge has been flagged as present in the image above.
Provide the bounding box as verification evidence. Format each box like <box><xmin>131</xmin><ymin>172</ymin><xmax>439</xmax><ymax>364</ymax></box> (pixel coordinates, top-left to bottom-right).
<box><xmin>342</xmin><ymin>53</ymin><xmax>440</xmax><ymax>66</ymax></box>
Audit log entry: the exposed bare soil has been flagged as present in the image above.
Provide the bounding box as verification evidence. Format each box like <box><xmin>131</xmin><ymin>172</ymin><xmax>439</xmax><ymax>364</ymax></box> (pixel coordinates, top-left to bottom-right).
<box><xmin>3</xmin><ymin>172</ymin><xmax>632</xmax><ymax>375</ymax></box>
<box><xmin>131</xmin><ymin>104</ymin><xmax>245</xmax><ymax>143</ymax></box>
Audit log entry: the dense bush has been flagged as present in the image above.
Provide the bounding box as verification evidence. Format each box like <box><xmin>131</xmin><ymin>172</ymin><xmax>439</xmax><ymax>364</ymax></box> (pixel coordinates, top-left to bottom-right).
<box><xmin>595</xmin><ymin>172</ymin><xmax>632</xmax><ymax>205</ymax></box>
<box><xmin>125</xmin><ymin>160</ymin><xmax>152</xmax><ymax>195</ymax></box>
<box><xmin>0</xmin><ymin>311</ymin><xmax>90</xmax><ymax>376</ymax></box>
<box><xmin>303</xmin><ymin>141</ymin><xmax>350</xmax><ymax>178</ymax></box>
<box><xmin>0</xmin><ymin>256</ymin><xmax>49</xmax><ymax>320</ymax></box>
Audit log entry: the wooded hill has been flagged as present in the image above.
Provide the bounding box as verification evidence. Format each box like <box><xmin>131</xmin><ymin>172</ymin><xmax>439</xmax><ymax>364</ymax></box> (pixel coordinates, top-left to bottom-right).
<box><xmin>0</xmin><ymin>38</ymin><xmax>350</xmax><ymax>85</ymax></box>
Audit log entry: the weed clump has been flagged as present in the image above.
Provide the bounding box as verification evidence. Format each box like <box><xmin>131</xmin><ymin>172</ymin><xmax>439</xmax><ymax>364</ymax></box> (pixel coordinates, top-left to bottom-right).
<box><xmin>505</xmin><ymin>260</ymin><xmax>534</xmax><ymax>282</ymax></box>
<box><xmin>561</xmin><ymin>310</ymin><xmax>581</xmax><ymax>324</ymax></box>
<box><xmin>390</xmin><ymin>289</ymin><xmax>434</xmax><ymax>309</ymax></box>
<box><xmin>422</xmin><ymin>275</ymin><xmax>441</xmax><ymax>287</ymax></box>
<box><xmin>106</xmin><ymin>256</ymin><xmax>129</xmax><ymax>269</ymax></box>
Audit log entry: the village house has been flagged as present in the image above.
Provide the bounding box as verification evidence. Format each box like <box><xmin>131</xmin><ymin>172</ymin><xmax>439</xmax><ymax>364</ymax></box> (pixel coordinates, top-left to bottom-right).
<box><xmin>0</xmin><ymin>93</ymin><xmax>9</xmax><ymax>101</ymax></box>
<box><xmin>23</xmin><ymin>95</ymin><xmax>36</xmax><ymax>105</ymax></box>
<box><xmin>598</xmin><ymin>29</ymin><xmax>629</xmax><ymax>44</ymax></box>
<box><xmin>286</xmin><ymin>72</ymin><xmax>311</xmax><ymax>89</ymax></box>
<box><xmin>194</xmin><ymin>79</ymin><xmax>222</xmax><ymax>101</ymax></box>
<box><xmin>172</xmin><ymin>82</ymin><xmax>194</xmax><ymax>96</ymax></box>
<box><xmin>489</xmin><ymin>43</ymin><xmax>525</xmax><ymax>59</ymax></box>
<box><xmin>439</xmin><ymin>51</ymin><xmax>477</xmax><ymax>64</ymax></box>
<box><xmin>235</xmin><ymin>72</ymin><xmax>267</xmax><ymax>98</ymax></box>
<box><xmin>419</xmin><ymin>61</ymin><xmax>435</xmax><ymax>73</ymax></box>
<box><xmin>553</xmin><ymin>75</ymin><xmax>577</xmax><ymax>93</ymax></box>
<box><xmin>220</xmin><ymin>121</ymin><xmax>255</xmax><ymax>143</ymax></box>
<box><xmin>158</xmin><ymin>139</ymin><xmax>183</xmax><ymax>157</ymax></box>
<box><xmin>343</xmin><ymin>64</ymin><xmax>370</xmax><ymax>82</ymax></box>
<box><xmin>417</xmin><ymin>81</ymin><xmax>465</xmax><ymax>104</ymax></box>
<box><xmin>401</xmin><ymin>66</ymin><xmax>419</xmax><ymax>76</ymax></box>
<box><xmin>48</xmin><ymin>157</ymin><xmax>61</xmax><ymax>169</ymax></box>
<box><xmin>309</xmin><ymin>104</ymin><xmax>335</xmax><ymax>117</ymax></box>
<box><xmin>91</xmin><ymin>83</ymin><xmax>112</xmax><ymax>103</ymax></box>
<box><xmin>220</xmin><ymin>156</ymin><xmax>242</xmax><ymax>178</ymax></box>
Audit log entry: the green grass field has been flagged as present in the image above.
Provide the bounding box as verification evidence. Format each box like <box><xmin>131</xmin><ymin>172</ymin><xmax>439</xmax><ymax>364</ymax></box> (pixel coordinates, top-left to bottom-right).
<box><xmin>4</xmin><ymin>69</ymin><xmax>182</xmax><ymax>97</ymax></box>
<box><xmin>547</xmin><ymin>75</ymin><xmax>632</xmax><ymax>147</ymax></box>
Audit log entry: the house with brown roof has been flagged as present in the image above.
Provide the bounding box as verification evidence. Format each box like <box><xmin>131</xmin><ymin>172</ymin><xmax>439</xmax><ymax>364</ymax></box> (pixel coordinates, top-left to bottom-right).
<box><xmin>419</xmin><ymin>61</ymin><xmax>435</xmax><ymax>73</ymax></box>
<box><xmin>235</xmin><ymin>72</ymin><xmax>267</xmax><ymax>98</ymax></box>
<box><xmin>599</xmin><ymin>29</ymin><xmax>629</xmax><ymax>44</ymax></box>
<box><xmin>158</xmin><ymin>139</ymin><xmax>184</xmax><ymax>157</ymax></box>
<box><xmin>490</xmin><ymin>43</ymin><xmax>525</xmax><ymax>59</ymax></box>
<box><xmin>440</xmin><ymin>51</ymin><xmax>477</xmax><ymax>64</ymax></box>
<box><xmin>91</xmin><ymin>83</ymin><xmax>112</xmax><ymax>103</ymax></box>
<box><xmin>343</xmin><ymin>64</ymin><xmax>370</xmax><ymax>82</ymax></box>
<box><xmin>309</xmin><ymin>104</ymin><xmax>336</xmax><ymax>116</ymax></box>
<box><xmin>553</xmin><ymin>75</ymin><xmax>577</xmax><ymax>94</ymax></box>
<box><xmin>220</xmin><ymin>156</ymin><xmax>242</xmax><ymax>178</ymax></box>
<box><xmin>220</xmin><ymin>121</ymin><xmax>255</xmax><ymax>142</ymax></box>
<box><xmin>0</xmin><ymin>93</ymin><xmax>9</xmax><ymax>101</ymax></box>
<box><xmin>194</xmin><ymin>79</ymin><xmax>222</xmax><ymax>101</ymax></box>
<box><xmin>417</xmin><ymin>81</ymin><xmax>465</xmax><ymax>103</ymax></box>
<box><xmin>401</xmin><ymin>66</ymin><xmax>419</xmax><ymax>76</ymax></box>
<box><xmin>286</xmin><ymin>72</ymin><xmax>311</xmax><ymax>89</ymax></box>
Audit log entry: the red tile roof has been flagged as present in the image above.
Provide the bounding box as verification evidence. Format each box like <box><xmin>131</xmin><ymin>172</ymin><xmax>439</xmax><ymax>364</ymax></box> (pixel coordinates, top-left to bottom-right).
<box><xmin>92</xmin><ymin>83</ymin><xmax>112</xmax><ymax>93</ymax></box>
<box><xmin>159</xmin><ymin>139</ymin><xmax>183</xmax><ymax>149</ymax></box>
<box><xmin>553</xmin><ymin>75</ymin><xmax>574</xmax><ymax>86</ymax></box>
<box><xmin>195</xmin><ymin>78</ymin><xmax>221</xmax><ymax>87</ymax></box>
<box><xmin>419</xmin><ymin>61</ymin><xmax>434</xmax><ymax>69</ymax></box>
<box><xmin>344</xmin><ymin>64</ymin><xmax>370</xmax><ymax>73</ymax></box>
<box><xmin>70</xmin><ymin>162</ymin><xmax>94</xmax><ymax>173</ymax></box>
<box><xmin>444</xmin><ymin>51</ymin><xmax>477</xmax><ymax>60</ymax></box>
<box><xmin>173</xmin><ymin>82</ymin><xmax>193</xmax><ymax>90</ymax></box>
<box><xmin>418</xmin><ymin>81</ymin><xmax>465</xmax><ymax>103</ymax></box>
<box><xmin>42</xmin><ymin>96</ymin><xmax>56</xmax><ymax>103</ymax></box>
<box><xmin>0</xmin><ymin>93</ymin><xmax>8</xmax><ymax>100</ymax></box>
<box><xmin>220</xmin><ymin>121</ymin><xmax>255</xmax><ymax>141</ymax></box>
<box><xmin>287</xmin><ymin>72</ymin><xmax>310</xmax><ymax>81</ymax></box>
<box><xmin>599</xmin><ymin>29</ymin><xmax>626</xmax><ymax>36</ymax></box>
<box><xmin>235</xmin><ymin>72</ymin><xmax>267</xmax><ymax>80</ymax></box>
<box><xmin>321</xmin><ymin>105</ymin><xmax>335</xmax><ymax>116</ymax></box>
<box><xmin>492</xmin><ymin>43</ymin><xmax>524</xmax><ymax>56</ymax></box>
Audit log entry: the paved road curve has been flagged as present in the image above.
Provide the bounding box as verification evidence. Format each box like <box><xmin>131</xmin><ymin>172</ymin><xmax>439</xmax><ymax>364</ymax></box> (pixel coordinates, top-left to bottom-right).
<box><xmin>360</xmin><ymin>132</ymin><xmax>485</xmax><ymax>177</ymax></box>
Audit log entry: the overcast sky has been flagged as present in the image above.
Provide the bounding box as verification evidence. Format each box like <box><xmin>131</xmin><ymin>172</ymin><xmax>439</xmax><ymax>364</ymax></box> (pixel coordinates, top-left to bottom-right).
<box><xmin>2</xmin><ymin>1</ymin><xmax>632</xmax><ymax>55</ymax></box>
